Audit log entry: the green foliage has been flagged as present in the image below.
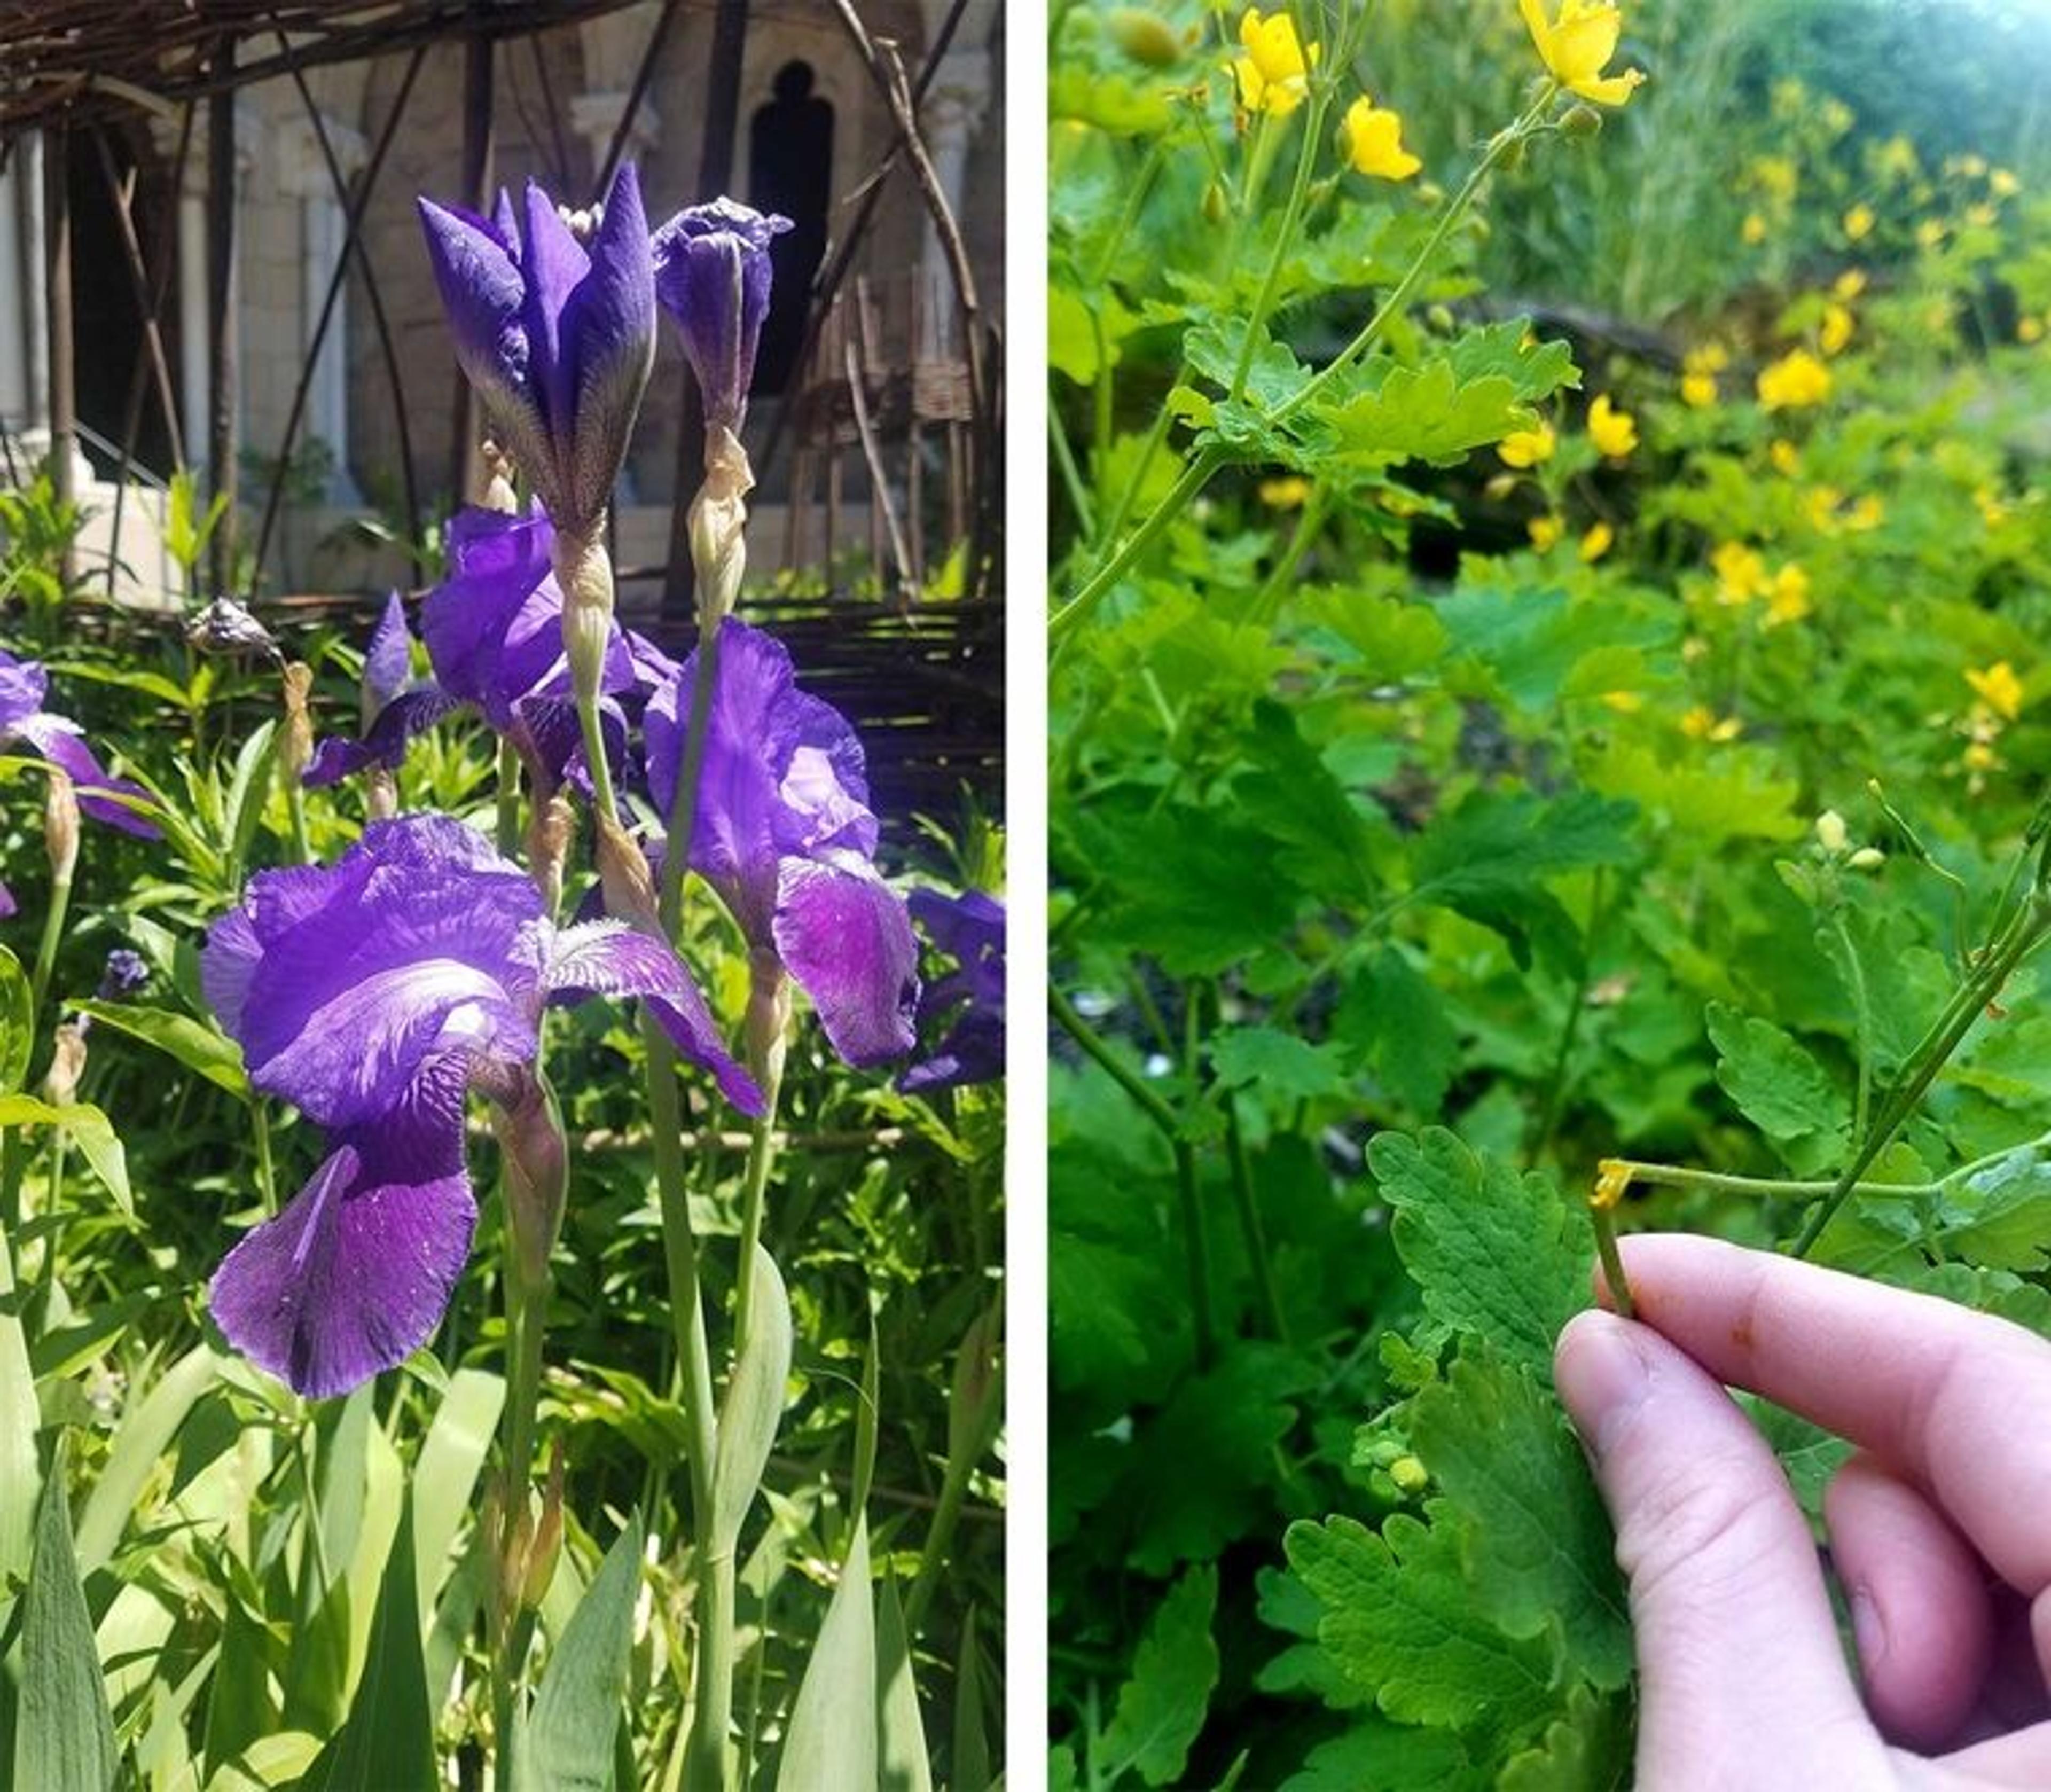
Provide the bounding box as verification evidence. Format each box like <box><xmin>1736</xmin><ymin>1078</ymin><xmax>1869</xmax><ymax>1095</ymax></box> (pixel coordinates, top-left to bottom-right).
<box><xmin>1052</xmin><ymin>0</ymin><xmax>2051</xmax><ymax>1781</ymax></box>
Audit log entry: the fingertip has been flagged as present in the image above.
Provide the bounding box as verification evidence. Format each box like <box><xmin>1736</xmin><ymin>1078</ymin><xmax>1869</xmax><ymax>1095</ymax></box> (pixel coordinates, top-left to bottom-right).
<box><xmin>1555</xmin><ymin>1308</ymin><xmax>1653</xmax><ymax>1462</ymax></box>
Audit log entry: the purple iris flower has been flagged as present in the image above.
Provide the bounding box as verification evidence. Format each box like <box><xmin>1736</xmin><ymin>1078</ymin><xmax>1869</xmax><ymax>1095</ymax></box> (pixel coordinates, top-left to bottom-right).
<box><xmin>645</xmin><ymin>619</ymin><xmax>918</xmax><ymax>1068</ymax></box>
<box><xmin>0</xmin><ymin>649</ymin><xmax>159</xmax><ymax>838</ymax></box>
<box><xmin>203</xmin><ymin>813</ymin><xmax>760</xmax><ymax>1398</ymax></box>
<box><xmin>899</xmin><ymin>889</ymin><xmax>1006</xmax><ymax>1093</ymax></box>
<box><xmin>303</xmin><ymin>593</ymin><xmax>459</xmax><ymax>789</ymax></box>
<box><xmin>651</xmin><ymin>199</ymin><xmax>792</xmax><ymax>435</ymax></box>
<box><xmin>97</xmin><ymin>948</ymin><xmax>151</xmax><ymax>1001</ymax></box>
<box><xmin>417</xmin><ymin>164</ymin><xmax>655</xmax><ymax>539</ymax></box>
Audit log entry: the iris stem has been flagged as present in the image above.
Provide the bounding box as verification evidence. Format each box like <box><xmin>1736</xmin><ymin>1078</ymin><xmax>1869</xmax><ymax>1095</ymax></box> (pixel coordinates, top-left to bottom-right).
<box><xmin>30</xmin><ymin>874</ymin><xmax>72</xmax><ymax>1016</ymax></box>
<box><xmin>496</xmin><ymin>735</ymin><xmax>522</xmax><ymax>860</ymax></box>
<box><xmin>647</xmin><ymin>600</ymin><xmax>734</xmax><ymax>1792</ymax></box>
<box><xmin>903</xmin><ymin>1349</ymin><xmax>1004</xmax><ymax>1639</ymax></box>
<box><xmin>491</xmin><ymin>1255</ymin><xmax>551</xmax><ymax>1791</ymax></box>
<box><xmin>732</xmin><ymin>1055</ymin><xmax>785</xmax><ymax>1351</ymax></box>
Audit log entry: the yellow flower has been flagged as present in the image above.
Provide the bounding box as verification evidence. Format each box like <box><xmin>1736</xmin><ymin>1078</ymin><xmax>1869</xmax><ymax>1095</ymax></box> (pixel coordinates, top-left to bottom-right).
<box><xmin>1977</xmin><ymin>486</ymin><xmax>2010</xmax><ymax>526</ymax></box>
<box><xmin>1965</xmin><ymin>202</ymin><xmax>1997</xmax><ymax>229</ymax></box>
<box><xmin>1340</xmin><ymin>96</ymin><xmax>1421</xmax><ymax>179</ymax></box>
<box><xmin>1819</xmin><ymin>98</ymin><xmax>1854</xmax><ymax>137</ymax></box>
<box><xmin>1956</xmin><ymin>153</ymin><xmax>1989</xmax><ymax>179</ymax></box>
<box><xmin>1876</xmin><ymin>136</ymin><xmax>1919</xmax><ymax>179</ymax></box>
<box><xmin>1845</xmin><ymin>494</ymin><xmax>1885</xmax><ymax>531</ymax></box>
<box><xmin>1757</xmin><ymin>348</ymin><xmax>1832</xmax><ymax>410</ymax></box>
<box><xmin>1233</xmin><ymin>8</ymin><xmax>1317</xmax><ymax>118</ymax></box>
<box><xmin>1587</xmin><ymin>393</ymin><xmax>1638</xmax><ymax>458</ymax></box>
<box><xmin>1517</xmin><ymin>0</ymin><xmax>1646</xmax><ymax>106</ymax></box>
<box><xmin>1529</xmin><ymin>514</ymin><xmax>1564</xmax><ymax>551</ymax></box>
<box><xmin>1833</xmin><ymin>268</ymin><xmax>1867</xmax><ymax>301</ymax></box>
<box><xmin>1684</xmin><ymin>343</ymin><xmax>1729</xmax><ymax>375</ymax></box>
<box><xmin>1681</xmin><ymin>706</ymin><xmax>1743</xmax><ymax>742</ymax></box>
<box><xmin>1992</xmin><ymin>167</ymin><xmax>2022</xmax><ymax>199</ymax></box>
<box><xmin>1842</xmin><ymin>202</ymin><xmax>1875</xmax><ymax>241</ymax></box>
<box><xmin>1965</xmin><ymin>739</ymin><xmax>2000</xmax><ymax>773</ymax></box>
<box><xmin>1819</xmin><ymin>302</ymin><xmax>1854</xmax><ymax>357</ymax></box>
<box><xmin>1916</xmin><ymin>218</ymin><xmax>1947</xmax><ymax>249</ymax></box>
<box><xmin>1258</xmin><ymin>474</ymin><xmax>1312</xmax><ymax>508</ymax></box>
<box><xmin>1592</xmin><ymin>1158</ymin><xmax>1633</xmax><ymax>1209</ymax></box>
<box><xmin>1711</xmin><ymin>541</ymin><xmax>1769</xmax><ymax>605</ymax></box>
<box><xmin>1967</xmin><ymin>660</ymin><xmax>2024</xmax><ymax>721</ymax></box>
<box><xmin>1498</xmin><ymin>420</ymin><xmax>1557</xmax><ymax>468</ymax></box>
<box><xmin>1601</xmin><ymin>690</ymin><xmax>1644</xmax><ymax>714</ymax></box>
<box><xmin>1765</xmin><ymin>561</ymin><xmax>1811</xmax><ymax>627</ymax></box>
<box><xmin>1742</xmin><ymin>212</ymin><xmax>1768</xmax><ymax>245</ymax></box>
<box><xmin>1579</xmin><ymin>521</ymin><xmax>1615</xmax><ymax>562</ymax></box>
<box><xmin>1750</xmin><ymin>155</ymin><xmax>1798</xmax><ymax>203</ymax></box>
<box><xmin>1769</xmin><ymin>438</ymin><xmax>1801</xmax><ymax>476</ymax></box>
<box><xmin>1681</xmin><ymin>371</ymin><xmax>1718</xmax><ymax>408</ymax></box>
<box><xmin>2022</xmin><ymin>317</ymin><xmax>2045</xmax><ymax>345</ymax></box>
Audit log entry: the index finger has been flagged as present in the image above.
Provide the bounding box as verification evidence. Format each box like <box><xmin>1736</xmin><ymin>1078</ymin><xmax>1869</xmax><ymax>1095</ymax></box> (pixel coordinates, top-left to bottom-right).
<box><xmin>1604</xmin><ymin>1232</ymin><xmax>2051</xmax><ymax>1596</ymax></box>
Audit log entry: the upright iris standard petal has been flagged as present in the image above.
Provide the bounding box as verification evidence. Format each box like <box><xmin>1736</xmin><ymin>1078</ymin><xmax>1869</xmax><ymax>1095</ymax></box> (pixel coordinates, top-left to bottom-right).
<box><xmin>0</xmin><ymin>648</ymin><xmax>159</xmax><ymax>839</ymax></box>
<box><xmin>203</xmin><ymin>813</ymin><xmax>756</xmax><ymax>1397</ymax></box>
<box><xmin>417</xmin><ymin>164</ymin><xmax>656</xmax><ymax>538</ymax></box>
<box><xmin>644</xmin><ymin>619</ymin><xmax>919</xmax><ymax>1066</ymax></box>
<box><xmin>304</xmin><ymin>594</ymin><xmax>461</xmax><ymax>790</ymax></box>
<box><xmin>651</xmin><ymin>199</ymin><xmax>793</xmax><ymax>435</ymax></box>
<box><xmin>363</xmin><ymin>591</ymin><xmax>414</xmax><ymax>721</ymax></box>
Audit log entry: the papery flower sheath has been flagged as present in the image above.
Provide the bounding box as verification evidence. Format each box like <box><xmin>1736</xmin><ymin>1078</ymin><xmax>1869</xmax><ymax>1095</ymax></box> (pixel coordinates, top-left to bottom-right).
<box><xmin>418</xmin><ymin>164</ymin><xmax>656</xmax><ymax>539</ymax></box>
<box><xmin>204</xmin><ymin>813</ymin><xmax>760</xmax><ymax>1398</ymax></box>
<box><xmin>645</xmin><ymin>620</ymin><xmax>919</xmax><ymax>1067</ymax></box>
<box><xmin>0</xmin><ymin>649</ymin><xmax>159</xmax><ymax>838</ymax></box>
<box><xmin>899</xmin><ymin>888</ymin><xmax>1005</xmax><ymax>1093</ymax></box>
<box><xmin>650</xmin><ymin>199</ymin><xmax>792</xmax><ymax>437</ymax></box>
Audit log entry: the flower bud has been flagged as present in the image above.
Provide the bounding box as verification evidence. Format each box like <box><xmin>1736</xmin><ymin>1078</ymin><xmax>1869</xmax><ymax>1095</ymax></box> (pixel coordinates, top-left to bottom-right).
<box><xmin>1848</xmin><ymin>846</ymin><xmax>1886</xmax><ymax>871</ymax></box>
<box><xmin>947</xmin><ymin>1304</ymin><xmax>1004</xmax><ymax>1468</ymax></box>
<box><xmin>1202</xmin><ymin>181</ymin><xmax>1229</xmax><ymax>227</ymax></box>
<box><xmin>1561</xmin><ymin>103</ymin><xmax>1603</xmax><ymax>139</ymax></box>
<box><xmin>552</xmin><ymin>528</ymin><xmax>617</xmax><ymax>714</ymax></box>
<box><xmin>594</xmin><ymin>812</ymin><xmax>661</xmax><ymax>935</ymax></box>
<box><xmin>492</xmin><ymin>1073</ymin><xmax>568</xmax><ymax>1297</ymax></box>
<box><xmin>280</xmin><ymin>661</ymin><xmax>316</xmax><ymax>784</ymax></box>
<box><xmin>366</xmin><ymin>765</ymin><xmax>399</xmax><ymax>821</ymax></box>
<box><xmin>1389</xmin><ymin>1454</ymin><xmax>1430</xmax><ymax>1494</ymax></box>
<box><xmin>41</xmin><ymin>1022</ymin><xmax>87</xmax><ymax>1106</ymax></box>
<box><xmin>1106</xmin><ymin>6</ymin><xmax>1180</xmax><ymax>66</ymax></box>
<box><xmin>44</xmin><ymin>769</ymin><xmax>79</xmax><ymax>882</ymax></box>
<box><xmin>1814</xmin><ymin>809</ymin><xmax>1848</xmax><ymax>854</ymax></box>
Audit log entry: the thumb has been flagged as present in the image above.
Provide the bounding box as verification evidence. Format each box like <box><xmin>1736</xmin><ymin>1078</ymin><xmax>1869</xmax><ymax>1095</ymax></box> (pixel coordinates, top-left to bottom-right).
<box><xmin>1554</xmin><ymin>1310</ymin><xmax>1886</xmax><ymax>1788</ymax></box>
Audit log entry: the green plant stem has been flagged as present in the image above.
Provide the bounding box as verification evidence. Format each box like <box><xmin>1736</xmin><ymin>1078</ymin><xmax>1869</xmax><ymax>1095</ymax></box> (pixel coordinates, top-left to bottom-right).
<box><xmin>286</xmin><ymin>780</ymin><xmax>311</xmax><ymax>866</ymax></box>
<box><xmin>1050</xmin><ymin>446</ymin><xmax>1227</xmax><ymax>647</ymax></box>
<box><xmin>1274</xmin><ymin>85</ymin><xmax>1557</xmax><ymax>427</ymax></box>
<box><xmin>732</xmin><ymin>1061</ymin><xmax>786</xmax><ymax>1351</ymax></box>
<box><xmin>1827</xmin><ymin>909</ymin><xmax>1875</xmax><ymax>1141</ymax></box>
<box><xmin>903</xmin><ymin>1355</ymin><xmax>1005</xmax><ymax>1638</ymax></box>
<box><xmin>1230</xmin><ymin>88</ymin><xmax>1333</xmax><ymax>403</ymax></box>
<box><xmin>1590</xmin><ymin>1202</ymin><xmax>1635</xmax><ymax>1321</ymax></box>
<box><xmin>30</xmin><ymin>873</ymin><xmax>73</xmax><ymax>1016</ymax></box>
<box><xmin>251</xmin><ymin>1100</ymin><xmax>277</xmax><ymax>1218</ymax></box>
<box><xmin>491</xmin><ymin>1256</ymin><xmax>551</xmax><ymax>1792</ymax></box>
<box><xmin>1533</xmin><ymin>867</ymin><xmax>1606</xmax><ymax>1163</ymax></box>
<box><xmin>645</xmin><ymin>602</ymin><xmax>738</xmax><ymax>1792</ymax></box>
<box><xmin>1793</xmin><ymin>894</ymin><xmax>2051</xmax><ymax>1256</ymax></box>
<box><xmin>496</xmin><ymin>735</ymin><xmax>522</xmax><ymax>860</ymax></box>
<box><xmin>1048</xmin><ymin>982</ymin><xmax>1214</xmax><ymax>1367</ymax></box>
<box><xmin>1224</xmin><ymin>1091</ymin><xmax>1288</xmax><ymax>1345</ymax></box>
<box><xmin>576</xmin><ymin>693</ymin><xmax>621</xmax><ymax>824</ymax></box>
<box><xmin>1091</xmin><ymin>403</ymin><xmax>1175</xmax><ymax>558</ymax></box>
<box><xmin>1050</xmin><ymin>406</ymin><xmax>1095</xmax><ymax>541</ymax></box>
<box><xmin>1248</xmin><ymin>484</ymin><xmax>1328</xmax><ymax>626</ymax></box>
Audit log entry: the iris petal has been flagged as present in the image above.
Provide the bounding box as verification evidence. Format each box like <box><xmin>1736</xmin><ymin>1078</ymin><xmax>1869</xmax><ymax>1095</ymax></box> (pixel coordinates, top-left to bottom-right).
<box><xmin>772</xmin><ymin>857</ymin><xmax>919</xmax><ymax>1067</ymax></box>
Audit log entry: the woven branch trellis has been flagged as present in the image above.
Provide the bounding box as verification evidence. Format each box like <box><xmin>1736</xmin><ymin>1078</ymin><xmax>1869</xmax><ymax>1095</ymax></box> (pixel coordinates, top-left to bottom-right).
<box><xmin>0</xmin><ymin>2</ymin><xmax>645</xmax><ymax>140</ymax></box>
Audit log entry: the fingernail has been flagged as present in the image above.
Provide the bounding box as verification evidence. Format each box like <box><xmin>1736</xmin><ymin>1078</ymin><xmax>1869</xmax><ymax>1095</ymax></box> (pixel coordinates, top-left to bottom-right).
<box><xmin>1557</xmin><ymin>1313</ymin><xmax>1654</xmax><ymax>1461</ymax></box>
<box><xmin>1850</xmin><ymin>1586</ymin><xmax>1884</xmax><ymax>1668</ymax></box>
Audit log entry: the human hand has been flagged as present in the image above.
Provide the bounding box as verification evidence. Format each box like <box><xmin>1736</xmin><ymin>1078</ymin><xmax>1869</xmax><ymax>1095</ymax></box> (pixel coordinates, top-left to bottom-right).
<box><xmin>1555</xmin><ymin>1233</ymin><xmax>2051</xmax><ymax>1789</ymax></box>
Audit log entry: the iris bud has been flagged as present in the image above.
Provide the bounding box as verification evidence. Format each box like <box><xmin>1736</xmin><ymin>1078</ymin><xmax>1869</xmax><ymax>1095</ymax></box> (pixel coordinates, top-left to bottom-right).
<box><xmin>45</xmin><ymin>769</ymin><xmax>79</xmax><ymax>882</ymax></box>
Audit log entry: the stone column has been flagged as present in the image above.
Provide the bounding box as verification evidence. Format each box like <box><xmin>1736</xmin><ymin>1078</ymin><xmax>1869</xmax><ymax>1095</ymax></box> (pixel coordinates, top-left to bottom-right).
<box><xmin>277</xmin><ymin>114</ymin><xmax>367</xmax><ymax>502</ymax></box>
<box><xmin>0</xmin><ymin>144</ymin><xmax>32</xmax><ymax>442</ymax></box>
<box><xmin>917</xmin><ymin>48</ymin><xmax>992</xmax><ymax>355</ymax></box>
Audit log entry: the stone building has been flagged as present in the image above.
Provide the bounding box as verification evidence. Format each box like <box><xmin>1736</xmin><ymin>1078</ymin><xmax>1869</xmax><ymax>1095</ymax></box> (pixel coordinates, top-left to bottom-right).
<box><xmin>0</xmin><ymin>0</ymin><xmax>1003</xmax><ymax>603</ymax></box>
